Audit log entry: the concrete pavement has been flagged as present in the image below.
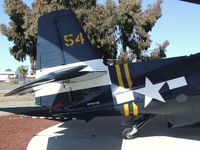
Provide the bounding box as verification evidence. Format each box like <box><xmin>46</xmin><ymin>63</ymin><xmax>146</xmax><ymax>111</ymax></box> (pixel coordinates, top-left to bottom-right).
<box><xmin>27</xmin><ymin>116</ymin><xmax>200</xmax><ymax>150</ymax></box>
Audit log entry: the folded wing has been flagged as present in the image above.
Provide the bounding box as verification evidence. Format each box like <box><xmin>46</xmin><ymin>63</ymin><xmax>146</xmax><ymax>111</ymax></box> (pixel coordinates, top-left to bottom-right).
<box><xmin>5</xmin><ymin>65</ymin><xmax>106</xmax><ymax>96</ymax></box>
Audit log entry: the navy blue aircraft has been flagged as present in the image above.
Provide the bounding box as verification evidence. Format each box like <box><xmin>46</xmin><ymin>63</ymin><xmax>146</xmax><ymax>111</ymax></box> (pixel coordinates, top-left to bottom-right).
<box><xmin>5</xmin><ymin>0</ymin><xmax>200</xmax><ymax>139</ymax></box>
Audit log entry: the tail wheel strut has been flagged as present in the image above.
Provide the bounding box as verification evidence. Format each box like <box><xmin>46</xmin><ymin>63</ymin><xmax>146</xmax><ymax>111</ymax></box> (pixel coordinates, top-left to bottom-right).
<box><xmin>122</xmin><ymin>114</ymin><xmax>154</xmax><ymax>139</ymax></box>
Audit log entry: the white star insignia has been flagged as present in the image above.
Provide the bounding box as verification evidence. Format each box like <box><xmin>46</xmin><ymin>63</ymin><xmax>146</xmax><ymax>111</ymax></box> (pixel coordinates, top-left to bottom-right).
<box><xmin>134</xmin><ymin>77</ymin><xmax>166</xmax><ymax>107</ymax></box>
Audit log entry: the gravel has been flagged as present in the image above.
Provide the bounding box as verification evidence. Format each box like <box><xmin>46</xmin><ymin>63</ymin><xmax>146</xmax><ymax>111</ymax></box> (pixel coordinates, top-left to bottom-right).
<box><xmin>0</xmin><ymin>88</ymin><xmax>61</xmax><ymax>150</ymax></box>
<box><xmin>0</xmin><ymin>115</ymin><xmax>60</xmax><ymax>150</ymax></box>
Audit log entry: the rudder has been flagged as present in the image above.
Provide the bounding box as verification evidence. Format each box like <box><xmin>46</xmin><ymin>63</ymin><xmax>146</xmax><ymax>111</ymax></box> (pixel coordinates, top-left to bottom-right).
<box><xmin>37</xmin><ymin>9</ymin><xmax>100</xmax><ymax>70</ymax></box>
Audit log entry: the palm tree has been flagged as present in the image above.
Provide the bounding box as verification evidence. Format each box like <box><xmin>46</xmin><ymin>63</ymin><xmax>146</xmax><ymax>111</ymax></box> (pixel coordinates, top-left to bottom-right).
<box><xmin>17</xmin><ymin>65</ymin><xmax>28</xmax><ymax>83</ymax></box>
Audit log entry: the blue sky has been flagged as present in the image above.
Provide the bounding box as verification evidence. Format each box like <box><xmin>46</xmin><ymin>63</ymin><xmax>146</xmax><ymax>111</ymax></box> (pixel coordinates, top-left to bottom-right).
<box><xmin>0</xmin><ymin>0</ymin><xmax>200</xmax><ymax>73</ymax></box>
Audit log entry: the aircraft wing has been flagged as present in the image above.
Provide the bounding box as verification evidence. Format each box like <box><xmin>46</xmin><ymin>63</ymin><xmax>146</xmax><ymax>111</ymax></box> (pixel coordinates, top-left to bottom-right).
<box><xmin>181</xmin><ymin>0</ymin><xmax>200</xmax><ymax>4</ymax></box>
<box><xmin>5</xmin><ymin>65</ymin><xmax>89</xmax><ymax>96</ymax></box>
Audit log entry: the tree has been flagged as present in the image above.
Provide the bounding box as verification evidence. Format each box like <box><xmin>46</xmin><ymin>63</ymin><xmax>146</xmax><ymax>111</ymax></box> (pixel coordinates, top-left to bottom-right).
<box><xmin>116</xmin><ymin>0</ymin><xmax>163</xmax><ymax>60</ymax></box>
<box><xmin>16</xmin><ymin>65</ymin><xmax>28</xmax><ymax>83</ymax></box>
<box><xmin>1</xmin><ymin>0</ymin><xmax>168</xmax><ymax>70</ymax></box>
<box><xmin>0</xmin><ymin>0</ymin><xmax>34</xmax><ymax>73</ymax></box>
<box><xmin>150</xmin><ymin>40</ymin><xmax>169</xmax><ymax>60</ymax></box>
<box><xmin>5</xmin><ymin>68</ymin><xmax>12</xmax><ymax>72</ymax></box>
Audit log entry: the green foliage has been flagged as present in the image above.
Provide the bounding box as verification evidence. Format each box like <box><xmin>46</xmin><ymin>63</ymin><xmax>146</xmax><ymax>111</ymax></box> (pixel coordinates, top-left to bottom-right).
<box><xmin>17</xmin><ymin>65</ymin><xmax>28</xmax><ymax>76</ymax></box>
<box><xmin>78</xmin><ymin>5</ymin><xmax>118</xmax><ymax>59</ymax></box>
<box><xmin>139</xmin><ymin>40</ymin><xmax>169</xmax><ymax>61</ymax></box>
<box><xmin>1</xmin><ymin>0</ymin><xmax>169</xmax><ymax>70</ymax></box>
<box><xmin>150</xmin><ymin>40</ymin><xmax>169</xmax><ymax>60</ymax></box>
<box><xmin>116</xmin><ymin>0</ymin><xmax>163</xmax><ymax>60</ymax></box>
<box><xmin>117</xmin><ymin>50</ymin><xmax>134</xmax><ymax>64</ymax></box>
<box><xmin>1</xmin><ymin>0</ymin><xmax>30</xmax><ymax>61</ymax></box>
<box><xmin>5</xmin><ymin>68</ymin><xmax>12</xmax><ymax>72</ymax></box>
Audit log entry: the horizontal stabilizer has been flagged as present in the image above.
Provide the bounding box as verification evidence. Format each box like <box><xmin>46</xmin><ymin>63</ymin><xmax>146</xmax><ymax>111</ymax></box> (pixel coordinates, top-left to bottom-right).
<box><xmin>5</xmin><ymin>65</ymin><xmax>87</xmax><ymax>96</ymax></box>
<box><xmin>66</xmin><ymin>71</ymin><xmax>107</xmax><ymax>83</ymax></box>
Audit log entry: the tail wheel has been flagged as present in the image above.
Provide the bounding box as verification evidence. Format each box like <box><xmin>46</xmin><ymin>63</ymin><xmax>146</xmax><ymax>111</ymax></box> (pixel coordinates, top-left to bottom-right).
<box><xmin>122</xmin><ymin>128</ymin><xmax>135</xmax><ymax>139</ymax></box>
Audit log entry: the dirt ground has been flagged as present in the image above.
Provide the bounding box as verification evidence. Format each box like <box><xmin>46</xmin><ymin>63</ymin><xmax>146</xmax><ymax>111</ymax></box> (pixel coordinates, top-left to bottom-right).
<box><xmin>0</xmin><ymin>115</ymin><xmax>60</xmax><ymax>150</ymax></box>
<box><xmin>0</xmin><ymin>88</ymin><xmax>61</xmax><ymax>150</ymax></box>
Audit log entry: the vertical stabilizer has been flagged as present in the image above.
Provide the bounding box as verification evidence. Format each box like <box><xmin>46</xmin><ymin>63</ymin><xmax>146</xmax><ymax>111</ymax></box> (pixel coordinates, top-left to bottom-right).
<box><xmin>37</xmin><ymin>9</ymin><xmax>100</xmax><ymax>70</ymax></box>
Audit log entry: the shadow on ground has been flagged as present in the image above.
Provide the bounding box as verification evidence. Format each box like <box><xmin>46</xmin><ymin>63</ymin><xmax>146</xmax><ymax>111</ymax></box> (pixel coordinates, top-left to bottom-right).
<box><xmin>46</xmin><ymin>117</ymin><xmax>124</xmax><ymax>150</ymax></box>
<box><xmin>43</xmin><ymin>116</ymin><xmax>200</xmax><ymax>150</ymax></box>
<box><xmin>137</xmin><ymin>115</ymin><xmax>200</xmax><ymax>141</ymax></box>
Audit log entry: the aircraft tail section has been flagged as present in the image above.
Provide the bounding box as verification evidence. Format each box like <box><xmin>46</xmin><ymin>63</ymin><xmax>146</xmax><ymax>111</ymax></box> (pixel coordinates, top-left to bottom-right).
<box><xmin>34</xmin><ymin>9</ymin><xmax>111</xmax><ymax>110</ymax></box>
<box><xmin>5</xmin><ymin>10</ymin><xmax>111</xmax><ymax>114</ymax></box>
<box><xmin>37</xmin><ymin>9</ymin><xmax>100</xmax><ymax>70</ymax></box>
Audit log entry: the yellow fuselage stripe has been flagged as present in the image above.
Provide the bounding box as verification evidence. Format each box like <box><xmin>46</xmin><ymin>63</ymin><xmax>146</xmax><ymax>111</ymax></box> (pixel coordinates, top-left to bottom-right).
<box><xmin>115</xmin><ymin>64</ymin><xmax>136</xmax><ymax>117</ymax></box>
<box><xmin>133</xmin><ymin>102</ymin><xmax>138</xmax><ymax>116</ymax></box>
<box><xmin>115</xmin><ymin>64</ymin><xmax>124</xmax><ymax>87</ymax></box>
<box><xmin>123</xmin><ymin>104</ymin><xmax>129</xmax><ymax>116</ymax></box>
<box><xmin>123</xmin><ymin>63</ymin><xmax>133</xmax><ymax>88</ymax></box>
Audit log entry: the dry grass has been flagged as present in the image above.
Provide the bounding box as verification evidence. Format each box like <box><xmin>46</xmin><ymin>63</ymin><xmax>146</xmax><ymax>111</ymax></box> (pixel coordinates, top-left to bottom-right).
<box><xmin>0</xmin><ymin>90</ymin><xmax>34</xmax><ymax>103</ymax></box>
<box><xmin>0</xmin><ymin>82</ymin><xmax>16</xmax><ymax>86</ymax></box>
<box><xmin>0</xmin><ymin>90</ymin><xmax>35</xmax><ymax>116</ymax></box>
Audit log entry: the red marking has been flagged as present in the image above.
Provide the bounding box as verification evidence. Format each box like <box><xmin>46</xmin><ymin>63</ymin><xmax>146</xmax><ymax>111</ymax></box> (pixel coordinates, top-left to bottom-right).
<box><xmin>52</xmin><ymin>103</ymin><xmax>64</xmax><ymax>109</ymax></box>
